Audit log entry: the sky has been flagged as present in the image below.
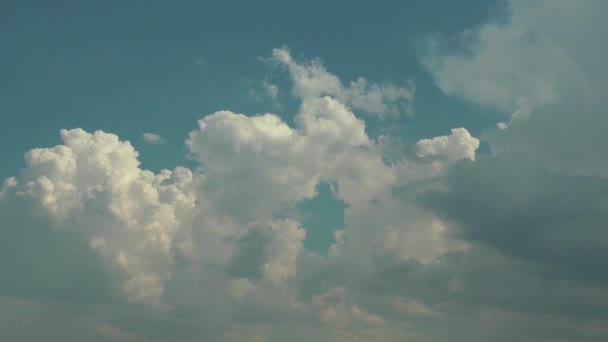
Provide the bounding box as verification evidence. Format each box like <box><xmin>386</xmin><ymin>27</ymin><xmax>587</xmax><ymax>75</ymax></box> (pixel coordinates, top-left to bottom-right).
<box><xmin>0</xmin><ymin>0</ymin><xmax>607</xmax><ymax>341</ymax></box>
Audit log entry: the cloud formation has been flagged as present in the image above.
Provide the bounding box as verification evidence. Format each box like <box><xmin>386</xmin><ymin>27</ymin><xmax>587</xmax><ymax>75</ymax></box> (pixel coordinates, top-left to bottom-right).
<box><xmin>416</xmin><ymin>127</ymin><xmax>479</xmax><ymax>162</ymax></box>
<box><xmin>271</xmin><ymin>47</ymin><xmax>415</xmax><ymax>118</ymax></box>
<box><xmin>3</xmin><ymin>5</ymin><xmax>608</xmax><ymax>337</ymax></box>
<box><xmin>0</xmin><ymin>46</ymin><xmax>480</xmax><ymax>341</ymax></box>
<box><xmin>2</xmin><ymin>128</ymin><xmax>198</xmax><ymax>304</ymax></box>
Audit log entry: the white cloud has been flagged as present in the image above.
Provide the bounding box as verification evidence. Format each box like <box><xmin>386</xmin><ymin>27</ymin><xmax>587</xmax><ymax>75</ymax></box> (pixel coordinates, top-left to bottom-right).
<box><xmin>4</xmin><ymin>129</ymin><xmax>198</xmax><ymax>304</ymax></box>
<box><xmin>421</xmin><ymin>0</ymin><xmax>606</xmax><ymax>124</ymax></box>
<box><xmin>416</xmin><ymin>128</ymin><xmax>479</xmax><ymax>162</ymax></box>
<box><xmin>142</xmin><ymin>132</ymin><xmax>166</xmax><ymax>145</ymax></box>
<box><xmin>186</xmin><ymin>95</ymin><xmax>395</xmax><ymax>214</ymax></box>
<box><xmin>271</xmin><ymin>47</ymin><xmax>415</xmax><ymax>118</ymax></box>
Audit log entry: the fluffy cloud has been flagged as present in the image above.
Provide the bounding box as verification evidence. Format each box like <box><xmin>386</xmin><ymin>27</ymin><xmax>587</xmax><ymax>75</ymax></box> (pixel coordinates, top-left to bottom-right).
<box><xmin>416</xmin><ymin>127</ymin><xmax>479</xmax><ymax>162</ymax></box>
<box><xmin>1</xmin><ymin>49</ymin><xmax>446</xmax><ymax>340</ymax></box>
<box><xmin>1</xmin><ymin>129</ymin><xmax>198</xmax><ymax>304</ymax></box>
<box><xmin>186</xmin><ymin>95</ymin><xmax>393</xmax><ymax>215</ymax></box>
<box><xmin>0</xmin><ymin>118</ymin><xmax>480</xmax><ymax>339</ymax></box>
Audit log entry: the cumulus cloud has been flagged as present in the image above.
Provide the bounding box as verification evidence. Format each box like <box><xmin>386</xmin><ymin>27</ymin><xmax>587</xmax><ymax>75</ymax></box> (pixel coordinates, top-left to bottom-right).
<box><xmin>142</xmin><ymin>133</ymin><xmax>166</xmax><ymax>145</ymax></box>
<box><xmin>416</xmin><ymin>127</ymin><xmax>479</xmax><ymax>162</ymax></box>
<box><xmin>0</xmin><ymin>71</ymin><xmax>425</xmax><ymax>341</ymax></box>
<box><xmin>1</xmin><ymin>129</ymin><xmax>198</xmax><ymax>304</ymax></box>
<box><xmin>0</xmin><ymin>65</ymin><xmax>471</xmax><ymax>341</ymax></box>
<box><xmin>0</xmin><ymin>88</ymin><xmax>481</xmax><ymax>340</ymax></box>
<box><xmin>185</xmin><ymin>95</ymin><xmax>396</xmax><ymax>215</ymax></box>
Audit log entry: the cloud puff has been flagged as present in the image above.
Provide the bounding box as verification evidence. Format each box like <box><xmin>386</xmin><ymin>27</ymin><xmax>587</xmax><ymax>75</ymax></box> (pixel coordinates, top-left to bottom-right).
<box><xmin>142</xmin><ymin>133</ymin><xmax>166</xmax><ymax>145</ymax></box>
<box><xmin>416</xmin><ymin>128</ymin><xmax>479</xmax><ymax>162</ymax></box>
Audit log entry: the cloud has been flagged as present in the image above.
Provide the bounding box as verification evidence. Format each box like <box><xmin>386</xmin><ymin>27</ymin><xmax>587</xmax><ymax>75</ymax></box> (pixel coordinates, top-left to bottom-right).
<box><xmin>271</xmin><ymin>47</ymin><xmax>415</xmax><ymax>118</ymax></box>
<box><xmin>7</xmin><ymin>32</ymin><xmax>608</xmax><ymax>342</ymax></box>
<box><xmin>246</xmin><ymin>79</ymin><xmax>281</xmax><ymax>108</ymax></box>
<box><xmin>423</xmin><ymin>0</ymin><xmax>608</xmax><ymax>176</ymax></box>
<box><xmin>419</xmin><ymin>154</ymin><xmax>608</xmax><ymax>285</ymax></box>
<box><xmin>415</xmin><ymin>128</ymin><xmax>479</xmax><ymax>162</ymax></box>
<box><xmin>227</xmin><ymin>220</ymin><xmax>305</xmax><ymax>287</ymax></box>
<box><xmin>421</xmin><ymin>1</ymin><xmax>576</xmax><ymax>114</ymax></box>
<box><xmin>421</xmin><ymin>0</ymin><xmax>608</xmax><ymax>126</ymax></box>
<box><xmin>0</xmin><ymin>98</ymin><xmax>481</xmax><ymax>340</ymax></box>
<box><xmin>405</xmin><ymin>0</ymin><xmax>608</xmax><ymax>340</ymax></box>
<box><xmin>262</xmin><ymin>80</ymin><xmax>279</xmax><ymax>102</ymax></box>
<box><xmin>142</xmin><ymin>133</ymin><xmax>166</xmax><ymax>145</ymax></box>
<box><xmin>185</xmin><ymin>95</ymin><xmax>394</xmax><ymax>215</ymax></box>
<box><xmin>1</xmin><ymin>129</ymin><xmax>198</xmax><ymax>304</ymax></box>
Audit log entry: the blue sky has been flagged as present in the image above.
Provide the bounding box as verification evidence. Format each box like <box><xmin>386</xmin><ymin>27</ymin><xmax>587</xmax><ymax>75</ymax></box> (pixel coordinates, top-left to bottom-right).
<box><xmin>1</xmin><ymin>1</ymin><xmax>608</xmax><ymax>341</ymax></box>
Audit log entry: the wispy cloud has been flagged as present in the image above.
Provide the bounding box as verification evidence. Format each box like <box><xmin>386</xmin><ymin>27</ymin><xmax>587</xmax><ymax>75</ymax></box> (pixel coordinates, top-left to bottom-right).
<box><xmin>270</xmin><ymin>47</ymin><xmax>416</xmax><ymax>118</ymax></box>
<box><xmin>245</xmin><ymin>78</ymin><xmax>281</xmax><ymax>108</ymax></box>
<box><xmin>142</xmin><ymin>132</ymin><xmax>166</xmax><ymax>145</ymax></box>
